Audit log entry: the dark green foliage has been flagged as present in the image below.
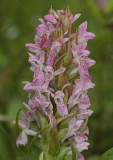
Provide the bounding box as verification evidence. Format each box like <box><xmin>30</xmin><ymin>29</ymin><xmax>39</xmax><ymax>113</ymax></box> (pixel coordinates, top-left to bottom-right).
<box><xmin>99</xmin><ymin>148</ymin><xmax>113</xmax><ymax>160</ymax></box>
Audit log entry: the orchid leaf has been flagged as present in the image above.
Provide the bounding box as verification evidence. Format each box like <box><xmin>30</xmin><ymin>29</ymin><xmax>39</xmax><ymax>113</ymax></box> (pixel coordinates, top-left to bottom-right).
<box><xmin>69</xmin><ymin>139</ymin><xmax>76</xmax><ymax>160</ymax></box>
<box><xmin>39</xmin><ymin>152</ymin><xmax>44</xmax><ymax>160</ymax></box>
<box><xmin>57</xmin><ymin>113</ymin><xmax>75</xmax><ymax>125</ymax></box>
<box><xmin>80</xmin><ymin>116</ymin><xmax>88</xmax><ymax>132</ymax></box>
<box><xmin>65</xmin><ymin>155</ymin><xmax>72</xmax><ymax>160</ymax></box>
<box><xmin>18</xmin><ymin>147</ymin><xmax>32</xmax><ymax>160</ymax></box>
<box><xmin>69</xmin><ymin>73</ymin><xmax>78</xmax><ymax>81</ymax></box>
<box><xmin>38</xmin><ymin>112</ymin><xmax>48</xmax><ymax>129</ymax></box>
<box><xmin>99</xmin><ymin>147</ymin><xmax>113</xmax><ymax>160</ymax></box>
<box><xmin>58</xmin><ymin>128</ymin><xmax>68</xmax><ymax>141</ymax></box>
<box><xmin>57</xmin><ymin>113</ymin><xmax>75</xmax><ymax>129</ymax></box>
<box><xmin>0</xmin><ymin>125</ymin><xmax>16</xmax><ymax>160</ymax></box>
<box><xmin>54</xmin><ymin>53</ymin><xmax>66</xmax><ymax>66</ymax></box>
<box><xmin>48</xmin><ymin>119</ymin><xmax>60</xmax><ymax>156</ymax></box>
<box><xmin>37</xmin><ymin>113</ymin><xmax>50</xmax><ymax>144</ymax></box>
<box><xmin>30</xmin><ymin>126</ymin><xmax>49</xmax><ymax>158</ymax></box>
<box><xmin>56</xmin><ymin>147</ymin><xmax>71</xmax><ymax>160</ymax></box>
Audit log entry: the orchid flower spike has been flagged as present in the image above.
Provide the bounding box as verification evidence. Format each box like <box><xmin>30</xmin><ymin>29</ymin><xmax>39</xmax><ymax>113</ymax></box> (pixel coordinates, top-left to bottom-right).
<box><xmin>14</xmin><ymin>6</ymin><xmax>95</xmax><ymax>160</ymax></box>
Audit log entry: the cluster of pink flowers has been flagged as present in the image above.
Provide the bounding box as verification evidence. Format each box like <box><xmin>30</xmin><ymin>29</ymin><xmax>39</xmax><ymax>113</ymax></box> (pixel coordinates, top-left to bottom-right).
<box><xmin>14</xmin><ymin>6</ymin><xmax>95</xmax><ymax>160</ymax></box>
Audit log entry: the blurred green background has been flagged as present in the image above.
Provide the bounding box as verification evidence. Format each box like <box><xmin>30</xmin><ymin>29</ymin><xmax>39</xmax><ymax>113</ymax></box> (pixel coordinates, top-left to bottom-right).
<box><xmin>0</xmin><ymin>0</ymin><xmax>113</xmax><ymax>159</ymax></box>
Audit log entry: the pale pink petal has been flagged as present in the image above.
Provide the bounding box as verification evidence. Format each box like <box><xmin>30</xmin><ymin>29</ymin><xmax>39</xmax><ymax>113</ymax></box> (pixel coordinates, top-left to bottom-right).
<box><xmin>24</xmin><ymin>129</ymin><xmax>37</xmax><ymax>136</ymax></box>
<box><xmin>86</xmin><ymin>58</ymin><xmax>96</xmax><ymax>68</ymax></box>
<box><xmin>61</xmin><ymin>38</ymin><xmax>68</xmax><ymax>44</ymax></box>
<box><xmin>74</xmin><ymin>131</ymin><xmax>88</xmax><ymax>143</ymax></box>
<box><xmin>54</xmin><ymin>91</ymin><xmax>64</xmax><ymax>99</ymax></box>
<box><xmin>56</xmin><ymin>102</ymin><xmax>68</xmax><ymax>116</ymax></box>
<box><xmin>40</xmin><ymin>35</ymin><xmax>50</xmax><ymax>49</ymax></box>
<box><xmin>26</xmin><ymin>43</ymin><xmax>39</xmax><ymax>53</ymax></box>
<box><xmin>83</xmin><ymin>32</ymin><xmax>95</xmax><ymax>40</ymax></box>
<box><xmin>77</xmin><ymin>109</ymin><xmax>93</xmax><ymax>119</ymax></box>
<box><xmin>44</xmin><ymin>66</ymin><xmax>54</xmax><ymax>74</ymax></box>
<box><xmin>51</xmin><ymin>41</ymin><xmax>62</xmax><ymax>52</ymax></box>
<box><xmin>34</xmin><ymin>35</ymin><xmax>41</xmax><ymax>44</ymax></box>
<box><xmin>44</xmin><ymin>14</ymin><xmax>57</xmax><ymax>24</ymax></box>
<box><xmin>76</xmin><ymin>142</ymin><xmax>90</xmax><ymax>152</ymax></box>
<box><xmin>28</xmin><ymin>53</ymin><xmax>41</xmax><ymax>66</ymax></box>
<box><xmin>62</xmin><ymin>83</ymin><xmax>70</xmax><ymax>91</ymax></box>
<box><xmin>79</xmin><ymin>21</ymin><xmax>87</xmax><ymax>33</ymax></box>
<box><xmin>78</xmin><ymin>93</ymin><xmax>90</xmax><ymax>109</ymax></box>
<box><xmin>12</xmin><ymin>120</ymin><xmax>26</xmax><ymax>129</ymax></box>
<box><xmin>71</xmin><ymin>13</ymin><xmax>81</xmax><ymax>24</ymax></box>
<box><xmin>36</xmin><ymin>24</ymin><xmax>49</xmax><ymax>36</ymax></box>
<box><xmin>69</xmin><ymin>68</ymin><xmax>78</xmax><ymax>76</ymax></box>
<box><xmin>76</xmin><ymin>153</ymin><xmax>84</xmax><ymax>160</ymax></box>
<box><xmin>37</xmin><ymin>24</ymin><xmax>48</xmax><ymax>33</ymax></box>
<box><xmin>48</xmin><ymin>113</ymin><xmax>53</xmax><ymax>127</ymax></box>
<box><xmin>21</xmin><ymin>110</ymin><xmax>34</xmax><ymax>122</ymax></box>
<box><xmin>38</xmin><ymin>18</ymin><xmax>45</xmax><ymax>24</ymax></box>
<box><xmin>79</xmin><ymin>50</ymin><xmax>90</xmax><ymax>57</ymax></box>
<box><xmin>47</xmin><ymin>52</ymin><xmax>56</xmax><ymax>66</ymax></box>
<box><xmin>83</xmin><ymin>77</ymin><xmax>95</xmax><ymax>90</ymax></box>
<box><xmin>54</xmin><ymin>67</ymin><xmax>66</xmax><ymax>76</ymax></box>
<box><xmin>23</xmin><ymin>102</ymin><xmax>32</xmax><ymax>112</ymax></box>
<box><xmin>69</xmin><ymin>118</ymin><xmax>84</xmax><ymax>132</ymax></box>
<box><xmin>16</xmin><ymin>132</ymin><xmax>28</xmax><ymax>147</ymax></box>
<box><xmin>23</xmin><ymin>82</ymin><xmax>38</xmax><ymax>91</ymax></box>
<box><xmin>47</xmin><ymin>22</ymin><xmax>55</xmax><ymax>32</ymax></box>
<box><xmin>83</xmin><ymin>126</ymin><xmax>89</xmax><ymax>135</ymax></box>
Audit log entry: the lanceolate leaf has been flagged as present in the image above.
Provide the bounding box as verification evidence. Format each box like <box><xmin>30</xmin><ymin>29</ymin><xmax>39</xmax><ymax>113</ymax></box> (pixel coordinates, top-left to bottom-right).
<box><xmin>80</xmin><ymin>117</ymin><xmax>88</xmax><ymax>132</ymax></box>
<box><xmin>58</xmin><ymin>128</ymin><xmax>68</xmax><ymax>141</ymax></box>
<box><xmin>30</xmin><ymin>126</ymin><xmax>49</xmax><ymax>154</ymax></box>
<box><xmin>56</xmin><ymin>147</ymin><xmax>71</xmax><ymax>160</ymax></box>
<box><xmin>69</xmin><ymin>139</ymin><xmax>76</xmax><ymax>160</ymax></box>
<box><xmin>30</xmin><ymin>126</ymin><xmax>49</xmax><ymax>160</ymax></box>
<box><xmin>39</xmin><ymin>152</ymin><xmax>44</xmax><ymax>160</ymax></box>
<box><xmin>99</xmin><ymin>148</ymin><xmax>113</xmax><ymax>160</ymax></box>
<box><xmin>18</xmin><ymin>147</ymin><xmax>33</xmax><ymax>160</ymax></box>
<box><xmin>48</xmin><ymin>120</ymin><xmax>60</xmax><ymax>156</ymax></box>
<box><xmin>57</xmin><ymin>113</ymin><xmax>75</xmax><ymax>129</ymax></box>
<box><xmin>57</xmin><ymin>113</ymin><xmax>75</xmax><ymax>125</ymax></box>
<box><xmin>38</xmin><ymin>112</ymin><xmax>48</xmax><ymax>129</ymax></box>
<box><xmin>0</xmin><ymin>125</ymin><xmax>17</xmax><ymax>160</ymax></box>
<box><xmin>54</xmin><ymin>53</ymin><xmax>66</xmax><ymax>66</ymax></box>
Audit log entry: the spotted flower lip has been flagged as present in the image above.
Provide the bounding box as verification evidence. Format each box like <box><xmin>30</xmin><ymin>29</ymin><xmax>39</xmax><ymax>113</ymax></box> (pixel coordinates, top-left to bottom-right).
<box><xmin>44</xmin><ymin>14</ymin><xmax>57</xmax><ymax>24</ymax></box>
<box><xmin>56</xmin><ymin>101</ymin><xmax>68</xmax><ymax>116</ymax></box>
<box><xmin>14</xmin><ymin>7</ymin><xmax>95</xmax><ymax>160</ymax></box>
<box><xmin>74</xmin><ymin>131</ymin><xmax>88</xmax><ymax>143</ymax></box>
<box><xmin>69</xmin><ymin>117</ymin><xmax>84</xmax><ymax>132</ymax></box>
<box><xmin>75</xmin><ymin>141</ymin><xmax>90</xmax><ymax>152</ymax></box>
<box><xmin>78</xmin><ymin>21</ymin><xmax>95</xmax><ymax>43</ymax></box>
<box><xmin>16</xmin><ymin>129</ymin><xmax>37</xmax><ymax>147</ymax></box>
<box><xmin>69</xmin><ymin>13</ymin><xmax>81</xmax><ymax>24</ymax></box>
<box><xmin>26</xmin><ymin>43</ymin><xmax>41</xmax><ymax>53</ymax></box>
<box><xmin>47</xmin><ymin>51</ymin><xmax>57</xmax><ymax>66</ymax></box>
<box><xmin>51</xmin><ymin>40</ymin><xmax>62</xmax><ymax>52</ymax></box>
<box><xmin>53</xmin><ymin>91</ymin><xmax>65</xmax><ymax>99</ymax></box>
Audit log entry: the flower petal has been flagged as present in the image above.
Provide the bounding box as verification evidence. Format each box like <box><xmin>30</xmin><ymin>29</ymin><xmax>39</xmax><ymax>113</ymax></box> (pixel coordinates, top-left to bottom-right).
<box><xmin>16</xmin><ymin>131</ymin><xmax>28</xmax><ymax>147</ymax></box>
<box><xmin>54</xmin><ymin>67</ymin><xmax>66</xmax><ymax>76</ymax></box>
<box><xmin>44</xmin><ymin>14</ymin><xmax>57</xmax><ymax>24</ymax></box>
<box><xmin>24</xmin><ymin>129</ymin><xmax>37</xmax><ymax>136</ymax></box>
